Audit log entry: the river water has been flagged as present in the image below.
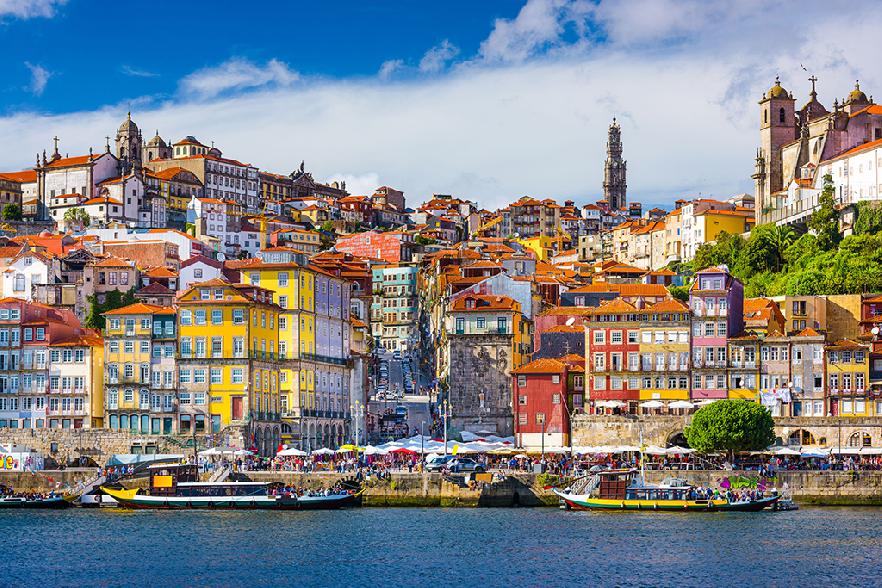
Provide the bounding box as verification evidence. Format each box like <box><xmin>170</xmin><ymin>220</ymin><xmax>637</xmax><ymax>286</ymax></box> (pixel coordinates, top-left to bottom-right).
<box><xmin>1</xmin><ymin>507</ymin><xmax>878</xmax><ymax>587</ymax></box>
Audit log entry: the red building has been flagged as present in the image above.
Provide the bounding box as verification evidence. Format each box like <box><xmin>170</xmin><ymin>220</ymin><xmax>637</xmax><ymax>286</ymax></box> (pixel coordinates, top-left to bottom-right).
<box><xmin>585</xmin><ymin>298</ymin><xmax>642</xmax><ymax>405</ymax></box>
<box><xmin>512</xmin><ymin>355</ymin><xmax>583</xmax><ymax>450</ymax></box>
<box><xmin>333</xmin><ymin>230</ymin><xmax>413</xmax><ymax>264</ymax></box>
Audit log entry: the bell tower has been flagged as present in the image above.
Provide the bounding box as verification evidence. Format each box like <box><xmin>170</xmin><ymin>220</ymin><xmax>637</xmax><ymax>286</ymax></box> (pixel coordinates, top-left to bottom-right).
<box><xmin>115</xmin><ymin>112</ymin><xmax>143</xmax><ymax>173</ymax></box>
<box><xmin>757</xmin><ymin>77</ymin><xmax>796</xmax><ymax>224</ymax></box>
<box><xmin>603</xmin><ymin>118</ymin><xmax>627</xmax><ymax>211</ymax></box>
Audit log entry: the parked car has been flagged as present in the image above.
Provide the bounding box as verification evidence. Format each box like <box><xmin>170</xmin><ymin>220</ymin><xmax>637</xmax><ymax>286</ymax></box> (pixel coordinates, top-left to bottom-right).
<box><xmin>448</xmin><ymin>458</ymin><xmax>485</xmax><ymax>473</ymax></box>
<box><xmin>425</xmin><ymin>455</ymin><xmax>456</xmax><ymax>472</ymax></box>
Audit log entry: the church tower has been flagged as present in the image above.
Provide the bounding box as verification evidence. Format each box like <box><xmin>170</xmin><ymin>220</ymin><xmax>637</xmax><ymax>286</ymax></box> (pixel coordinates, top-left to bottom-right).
<box><xmin>603</xmin><ymin>118</ymin><xmax>627</xmax><ymax>211</ymax></box>
<box><xmin>116</xmin><ymin>112</ymin><xmax>143</xmax><ymax>173</ymax></box>
<box><xmin>757</xmin><ymin>77</ymin><xmax>796</xmax><ymax>224</ymax></box>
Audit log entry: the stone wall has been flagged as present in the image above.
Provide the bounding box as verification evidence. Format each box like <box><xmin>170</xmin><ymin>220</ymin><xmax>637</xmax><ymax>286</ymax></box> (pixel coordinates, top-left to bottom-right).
<box><xmin>0</xmin><ymin>429</ymin><xmax>187</xmax><ymax>466</ymax></box>
<box><xmin>570</xmin><ymin>414</ymin><xmax>882</xmax><ymax>448</ymax></box>
<box><xmin>448</xmin><ymin>334</ymin><xmax>513</xmax><ymax>436</ymax></box>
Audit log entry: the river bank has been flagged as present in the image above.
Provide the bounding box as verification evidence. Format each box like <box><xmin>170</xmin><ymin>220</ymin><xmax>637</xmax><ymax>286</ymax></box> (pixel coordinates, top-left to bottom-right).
<box><xmin>4</xmin><ymin>468</ymin><xmax>882</xmax><ymax>506</ymax></box>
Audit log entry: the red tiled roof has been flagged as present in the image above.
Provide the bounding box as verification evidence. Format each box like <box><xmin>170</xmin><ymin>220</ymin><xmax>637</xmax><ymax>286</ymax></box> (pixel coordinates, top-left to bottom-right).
<box><xmin>103</xmin><ymin>302</ymin><xmax>175</xmax><ymax>316</ymax></box>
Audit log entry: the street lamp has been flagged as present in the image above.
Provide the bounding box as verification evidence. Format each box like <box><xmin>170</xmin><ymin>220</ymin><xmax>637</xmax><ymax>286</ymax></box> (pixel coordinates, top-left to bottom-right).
<box><xmin>441</xmin><ymin>399</ymin><xmax>452</xmax><ymax>456</ymax></box>
<box><xmin>350</xmin><ymin>400</ymin><xmax>365</xmax><ymax>447</ymax></box>
<box><xmin>420</xmin><ymin>420</ymin><xmax>426</xmax><ymax>464</ymax></box>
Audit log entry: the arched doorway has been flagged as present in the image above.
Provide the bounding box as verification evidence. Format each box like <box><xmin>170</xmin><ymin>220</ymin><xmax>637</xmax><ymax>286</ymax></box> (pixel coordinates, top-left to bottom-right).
<box><xmin>847</xmin><ymin>431</ymin><xmax>871</xmax><ymax>448</ymax></box>
<box><xmin>667</xmin><ymin>432</ymin><xmax>689</xmax><ymax>448</ymax></box>
<box><xmin>253</xmin><ymin>426</ymin><xmax>262</xmax><ymax>454</ymax></box>
<box><xmin>788</xmin><ymin>429</ymin><xmax>815</xmax><ymax>446</ymax></box>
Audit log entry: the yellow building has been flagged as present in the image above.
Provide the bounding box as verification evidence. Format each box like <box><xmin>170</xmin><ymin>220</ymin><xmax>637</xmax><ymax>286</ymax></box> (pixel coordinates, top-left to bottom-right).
<box><xmin>177</xmin><ymin>279</ymin><xmax>282</xmax><ymax>454</ymax></box>
<box><xmin>826</xmin><ymin>339</ymin><xmax>873</xmax><ymax>417</ymax></box>
<box><xmin>637</xmin><ymin>299</ymin><xmax>691</xmax><ymax>401</ymax></box>
<box><xmin>49</xmin><ymin>331</ymin><xmax>105</xmax><ymax>429</ymax></box>
<box><xmin>241</xmin><ymin>260</ymin><xmax>315</xmax><ymax>423</ymax></box>
<box><xmin>103</xmin><ymin>303</ymin><xmax>177</xmax><ymax>434</ymax></box>
<box><xmin>516</xmin><ymin>235</ymin><xmax>568</xmax><ymax>262</ymax></box>
<box><xmin>727</xmin><ymin>335</ymin><xmax>760</xmax><ymax>400</ymax></box>
<box><xmin>693</xmin><ymin>208</ymin><xmax>755</xmax><ymax>243</ymax></box>
<box><xmin>244</xmin><ymin>254</ymin><xmax>356</xmax><ymax>450</ymax></box>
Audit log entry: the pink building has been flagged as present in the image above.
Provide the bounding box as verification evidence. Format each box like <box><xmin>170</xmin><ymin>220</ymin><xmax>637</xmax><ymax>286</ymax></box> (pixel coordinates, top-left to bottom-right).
<box><xmin>689</xmin><ymin>266</ymin><xmax>744</xmax><ymax>399</ymax></box>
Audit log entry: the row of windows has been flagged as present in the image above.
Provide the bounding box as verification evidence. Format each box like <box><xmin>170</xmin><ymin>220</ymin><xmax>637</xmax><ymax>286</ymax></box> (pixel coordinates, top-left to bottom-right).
<box><xmin>829</xmin><ymin>373</ymin><xmax>868</xmax><ymax>390</ymax></box>
<box><xmin>594</xmin><ymin>375</ymin><xmax>690</xmax><ymax>391</ymax></box>
<box><xmin>592</xmin><ymin>330</ymin><xmax>690</xmax><ymax>345</ymax></box>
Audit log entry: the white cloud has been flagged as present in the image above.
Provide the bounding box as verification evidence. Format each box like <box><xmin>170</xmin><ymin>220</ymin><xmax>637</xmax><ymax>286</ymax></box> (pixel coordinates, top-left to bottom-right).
<box><xmin>179</xmin><ymin>58</ymin><xmax>298</xmax><ymax>99</ymax></box>
<box><xmin>378</xmin><ymin>59</ymin><xmax>404</xmax><ymax>81</ymax></box>
<box><xmin>0</xmin><ymin>1</ymin><xmax>880</xmax><ymax>213</ymax></box>
<box><xmin>121</xmin><ymin>65</ymin><xmax>159</xmax><ymax>78</ymax></box>
<box><xmin>23</xmin><ymin>62</ymin><xmax>50</xmax><ymax>96</ymax></box>
<box><xmin>478</xmin><ymin>0</ymin><xmax>573</xmax><ymax>63</ymax></box>
<box><xmin>419</xmin><ymin>40</ymin><xmax>459</xmax><ymax>74</ymax></box>
<box><xmin>324</xmin><ymin>172</ymin><xmax>381</xmax><ymax>197</ymax></box>
<box><xmin>0</xmin><ymin>0</ymin><xmax>65</xmax><ymax>19</ymax></box>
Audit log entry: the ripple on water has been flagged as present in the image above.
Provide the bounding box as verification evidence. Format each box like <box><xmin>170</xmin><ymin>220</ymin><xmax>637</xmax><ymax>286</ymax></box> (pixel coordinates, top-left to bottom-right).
<box><xmin>0</xmin><ymin>507</ymin><xmax>879</xmax><ymax>588</ymax></box>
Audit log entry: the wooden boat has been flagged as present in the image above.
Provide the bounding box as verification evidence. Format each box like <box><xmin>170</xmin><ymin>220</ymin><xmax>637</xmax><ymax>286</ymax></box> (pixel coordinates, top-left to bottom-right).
<box><xmin>0</xmin><ymin>495</ymin><xmax>72</xmax><ymax>509</ymax></box>
<box><xmin>554</xmin><ymin>469</ymin><xmax>779</xmax><ymax>512</ymax></box>
<box><xmin>100</xmin><ymin>463</ymin><xmax>360</xmax><ymax>510</ymax></box>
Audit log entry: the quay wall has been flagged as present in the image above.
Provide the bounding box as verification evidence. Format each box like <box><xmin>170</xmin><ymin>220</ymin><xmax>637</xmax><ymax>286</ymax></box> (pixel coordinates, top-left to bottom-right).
<box><xmin>2</xmin><ymin>469</ymin><xmax>882</xmax><ymax>505</ymax></box>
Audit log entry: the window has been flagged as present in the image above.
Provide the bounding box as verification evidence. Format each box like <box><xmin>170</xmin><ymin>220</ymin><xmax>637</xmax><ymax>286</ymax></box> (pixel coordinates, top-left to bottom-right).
<box><xmin>593</xmin><ymin>331</ymin><xmax>605</xmax><ymax>345</ymax></box>
<box><xmin>231</xmin><ymin>368</ymin><xmax>244</xmax><ymax>384</ymax></box>
<box><xmin>195</xmin><ymin>310</ymin><xmax>206</xmax><ymax>325</ymax></box>
<box><xmin>211</xmin><ymin>309</ymin><xmax>223</xmax><ymax>325</ymax></box>
<box><xmin>194</xmin><ymin>369</ymin><xmax>206</xmax><ymax>384</ymax></box>
<box><xmin>180</xmin><ymin>310</ymin><xmax>192</xmax><ymax>326</ymax></box>
<box><xmin>517</xmin><ymin>375</ymin><xmax>526</xmax><ymax>388</ymax></box>
<box><xmin>610</xmin><ymin>331</ymin><xmax>623</xmax><ymax>344</ymax></box>
<box><xmin>232</xmin><ymin>309</ymin><xmax>245</xmax><ymax>324</ymax></box>
<box><xmin>518</xmin><ymin>394</ymin><xmax>527</xmax><ymax>405</ymax></box>
<box><xmin>627</xmin><ymin>331</ymin><xmax>638</xmax><ymax>344</ymax></box>
<box><xmin>179</xmin><ymin>369</ymin><xmax>190</xmax><ymax>384</ymax></box>
<box><xmin>551</xmin><ymin>375</ymin><xmax>560</xmax><ymax>384</ymax></box>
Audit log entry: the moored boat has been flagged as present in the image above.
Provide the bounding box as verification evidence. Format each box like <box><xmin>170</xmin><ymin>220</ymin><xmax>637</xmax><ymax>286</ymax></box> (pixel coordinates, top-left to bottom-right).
<box><xmin>101</xmin><ymin>463</ymin><xmax>360</xmax><ymax>510</ymax></box>
<box><xmin>554</xmin><ymin>469</ymin><xmax>779</xmax><ymax>512</ymax></box>
<box><xmin>0</xmin><ymin>495</ymin><xmax>72</xmax><ymax>509</ymax></box>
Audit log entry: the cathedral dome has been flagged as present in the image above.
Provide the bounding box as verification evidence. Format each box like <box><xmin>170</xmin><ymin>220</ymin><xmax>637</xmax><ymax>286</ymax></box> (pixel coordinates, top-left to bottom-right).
<box><xmin>147</xmin><ymin>132</ymin><xmax>166</xmax><ymax>148</ymax></box>
<box><xmin>118</xmin><ymin>112</ymin><xmax>139</xmax><ymax>133</ymax></box>
<box><xmin>767</xmin><ymin>77</ymin><xmax>789</xmax><ymax>99</ymax></box>
<box><xmin>848</xmin><ymin>81</ymin><xmax>868</xmax><ymax>104</ymax></box>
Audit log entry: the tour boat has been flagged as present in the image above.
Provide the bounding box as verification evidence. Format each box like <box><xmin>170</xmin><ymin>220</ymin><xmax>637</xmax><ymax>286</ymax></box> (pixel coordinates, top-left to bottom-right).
<box><xmin>0</xmin><ymin>495</ymin><xmax>72</xmax><ymax>509</ymax></box>
<box><xmin>554</xmin><ymin>469</ymin><xmax>779</xmax><ymax>512</ymax></box>
<box><xmin>100</xmin><ymin>463</ymin><xmax>360</xmax><ymax>510</ymax></box>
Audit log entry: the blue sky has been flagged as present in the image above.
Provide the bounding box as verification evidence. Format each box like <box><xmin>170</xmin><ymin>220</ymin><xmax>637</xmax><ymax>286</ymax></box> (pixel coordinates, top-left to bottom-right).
<box><xmin>0</xmin><ymin>1</ymin><xmax>879</xmax><ymax>210</ymax></box>
<box><xmin>1</xmin><ymin>1</ymin><xmax>526</xmax><ymax>113</ymax></box>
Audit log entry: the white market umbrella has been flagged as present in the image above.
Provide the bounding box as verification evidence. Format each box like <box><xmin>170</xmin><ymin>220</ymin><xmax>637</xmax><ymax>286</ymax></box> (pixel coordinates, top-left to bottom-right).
<box><xmin>599</xmin><ymin>400</ymin><xmax>626</xmax><ymax>408</ymax></box>
<box><xmin>362</xmin><ymin>445</ymin><xmax>386</xmax><ymax>456</ymax></box>
<box><xmin>669</xmin><ymin>400</ymin><xmax>695</xmax><ymax>409</ymax></box>
<box><xmin>644</xmin><ymin>445</ymin><xmax>668</xmax><ymax>455</ymax></box>
<box><xmin>665</xmin><ymin>446</ymin><xmax>694</xmax><ymax>455</ymax></box>
<box><xmin>311</xmin><ymin>448</ymin><xmax>335</xmax><ymax>455</ymax></box>
<box><xmin>276</xmin><ymin>448</ymin><xmax>307</xmax><ymax>457</ymax></box>
<box><xmin>640</xmin><ymin>401</ymin><xmax>665</xmax><ymax>409</ymax></box>
<box><xmin>774</xmin><ymin>447</ymin><xmax>801</xmax><ymax>456</ymax></box>
<box><xmin>859</xmin><ymin>447</ymin><xmax>882</xmax><ymax>455</ymax></box>
<box><xmin>694</xmin><ymin>399</ymin><xmax>718</xmax><ymax>406</ymax></box>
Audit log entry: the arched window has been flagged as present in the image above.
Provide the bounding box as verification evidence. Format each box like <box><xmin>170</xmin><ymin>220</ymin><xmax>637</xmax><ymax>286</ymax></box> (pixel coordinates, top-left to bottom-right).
<box><xmin>847</xmin><ymin>432</ymin><xmax>871</xmax><ymax>447</ymax></box>
<box><xmin>788</xmin><ymin>429</ymin><xmax>815</xmax><ymax>446</ymax></box>
<box><xmin>779</xmin><ymin>107</ymin><xmax>786</xmax><ymax>124</ymax></box>
<box><xmin>764</xmin><ymin>109</ymin><xmax>768</xmax><ymax>124</ymax></box>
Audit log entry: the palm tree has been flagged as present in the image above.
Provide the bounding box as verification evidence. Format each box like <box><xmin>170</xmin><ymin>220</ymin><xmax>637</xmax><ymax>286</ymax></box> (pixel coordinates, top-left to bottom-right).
<box><xmin>769</xmin><ymin>225</ymin><xmax>796</xmax><ymax>271</ymax></box>
<box><xmin>63</xmin><ymin>207</ymin><xmax>90</xmax><ymax>231</ymax></box>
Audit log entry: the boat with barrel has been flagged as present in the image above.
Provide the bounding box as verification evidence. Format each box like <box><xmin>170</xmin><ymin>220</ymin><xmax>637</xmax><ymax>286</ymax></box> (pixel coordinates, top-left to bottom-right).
<box><xmin>100</xmin><ymin>463</ymin><xmax>360</xmax><ymax>510</ymax></box>
<box><xmin>554</xmin><ymin>469</ymin><xmax>779</xmax><ymax>512</ymax></box>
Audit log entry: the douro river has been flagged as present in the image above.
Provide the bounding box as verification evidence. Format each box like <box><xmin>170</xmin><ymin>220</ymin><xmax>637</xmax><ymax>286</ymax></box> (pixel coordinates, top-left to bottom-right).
<box><xmin>1</xmin><ymin>507</ymin><xmax>878</xmax><ymax>587</ymax></box>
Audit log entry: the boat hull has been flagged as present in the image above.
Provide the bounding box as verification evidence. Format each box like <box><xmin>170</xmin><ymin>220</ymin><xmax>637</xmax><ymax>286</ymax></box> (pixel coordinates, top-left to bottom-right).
<box><xmin>100</xmin><ymin>487</ymin><xmax>359</xmax><ymax>510</ymax></box>
<box><xmin>554</xmin><ymin>490</ymin><xmax>778</xmax><ymax>512</ymax></box>
<box><xmin>0</xmin><ymin>497</ymin><xmax>72</xmax><ymax>509</ymax></box>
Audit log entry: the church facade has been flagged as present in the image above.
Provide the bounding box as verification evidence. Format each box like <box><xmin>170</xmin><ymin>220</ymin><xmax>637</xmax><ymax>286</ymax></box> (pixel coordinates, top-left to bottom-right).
<box><xmin>753</xmin><ymin>76</ymin><xmax>882</xmax><ymax>227</ymax></box>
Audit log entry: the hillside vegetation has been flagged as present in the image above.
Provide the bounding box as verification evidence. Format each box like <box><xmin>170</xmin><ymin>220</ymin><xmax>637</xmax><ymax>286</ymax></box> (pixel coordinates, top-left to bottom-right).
<box><xmin>686</xmin><ymin>174</ymin><xmax>882</xmax><ymax>298</ymax></box>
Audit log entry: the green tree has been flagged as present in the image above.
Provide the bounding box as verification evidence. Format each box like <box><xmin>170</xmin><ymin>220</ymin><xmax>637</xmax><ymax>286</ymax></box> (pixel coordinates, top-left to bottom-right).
<box><xmin>1</xmin><ymin>204</ymin><xmax>21</xmax><ymax>221</ymax></box>
<box><xmin>808</xmin><ymin>173</ymin><xmax>840</xmax><ymax>250</ymax></box>
<box><xmin>84</xmin><ymin>288</ymin><xmax>137</xmax><ymax>330</ymax></box>
<box><xmin>768</xmin><ymin>224</ymin><xmax>796</xmax><ymax>271</ymax></box>
<box><xmin>684</xmin><ymin>400</ymin><xmax>776</xmax><ymax>460</ymax></box>
<box><xmin>854</xmin><ymin>201</ymin><xmax>882</xmax><ymax>236</ymax></box>
<box><xmin>667</xmin><ymin>284</ymin><xmax>689</xmax><ymax>302</ymax></box>
<box><xmin>184</xmin><ymin>222</ymin><xmax>196</xmax><ymax>237</ymax></box>
<box><xmin>415</xmin><ymin>234</ymin><xmax>437</xmax><ymax>246</ymax></box>
<box><xmin>320</xmin><ymin>220</ymin><xmax>335</xmax><ymax>233</ymax></box>
<box><xmin>63</xmin><ymin>207</ymin><xmax>90</xmax><ymax>230</ymax></box>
